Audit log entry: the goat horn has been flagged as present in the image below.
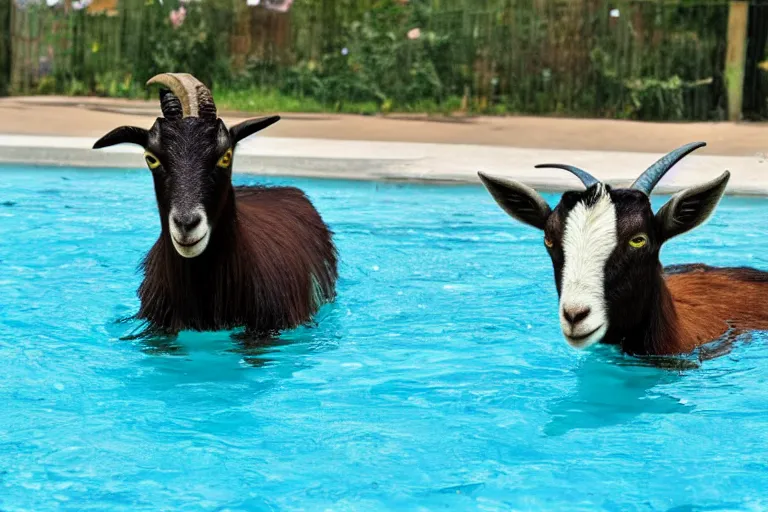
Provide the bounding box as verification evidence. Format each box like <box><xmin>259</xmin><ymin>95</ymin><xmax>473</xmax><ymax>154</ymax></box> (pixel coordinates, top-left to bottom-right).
<box><xmin>534</xmin><ymin>163</ymin><xmax>600</xmax><ymax>189</ymax></box>
<box><xmin>146</xmin><ymin>73</ymin><xmax>217</xmax><ymax>120</ymax></box>
<box><xmin>631</xmin><ymin>142</ymin><xmax>706</xmax><ymax>195</ymax></box>
<box><xmin>158</xmin><ymin>89</ymin><xmax>182</xmax><ymax>120</ymax></box>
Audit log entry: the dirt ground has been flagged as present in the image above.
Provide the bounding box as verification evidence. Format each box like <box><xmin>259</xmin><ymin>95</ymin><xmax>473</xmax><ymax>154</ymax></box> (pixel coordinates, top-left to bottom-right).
<box><xmin>2</xmin><ymin>95</ymin><xmax>768</xmax><ymax>156</ymax></box>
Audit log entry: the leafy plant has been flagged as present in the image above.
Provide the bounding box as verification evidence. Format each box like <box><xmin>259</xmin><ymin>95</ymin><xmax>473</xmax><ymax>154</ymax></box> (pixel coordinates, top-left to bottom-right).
<box><xmin>7</xmin><ymin>0</ymin><xmax>734</xmax><ymax>121</ymax></box>
<box><xmin>145</xmin><ymin>0</ymin><xmax>232</xmax><ymax>88</ymax></box>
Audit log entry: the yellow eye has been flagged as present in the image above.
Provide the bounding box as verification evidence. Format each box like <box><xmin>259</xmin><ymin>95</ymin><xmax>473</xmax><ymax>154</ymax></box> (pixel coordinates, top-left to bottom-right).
<box><xmin>544</xmin><ymin>237</ymin><xmax>554</xmax><ymax>248</ymax></box>
<box><xmin>217</xmin><ymin>149</ymin><xmax>233</xmax><ymax>168</ymax></box>
<box><xmin>144</xmin><ymin>151</ymin><xmax>160</xmax><ymax>170</ymax></box>
<box><xmin>629</xmin><ymin>234</ymin><xmax>648</xmax><ymax>248</ymax></box>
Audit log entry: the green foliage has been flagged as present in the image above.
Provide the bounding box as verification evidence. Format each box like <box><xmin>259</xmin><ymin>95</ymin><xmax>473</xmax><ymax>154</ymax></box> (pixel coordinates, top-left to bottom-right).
<box><xmin>344</xmin><ymin>0</ymin><xmax>445</xmax><ymax>106</ymax></box>
<box><xmin>36</xmin><ymin>75</ymin><xmax>57</xmax><ymax>95</ymax></box>
<box><xmin>213</xmin><ymin>87</ymin><xmax>329</xmax><ymax>113</ymax></box>
<box><xmin>213</xmin><ymin>85</ymin><xmax>458</xmax><ymax>115</ymax></box>
<box><xmin>145</xmin><ymin>0</ymin><xmax>232</xmax><ymax>87</ymax></box>
<box><xmin>245</xmin><ymin>0</ymin><xmax>458</xmax><ymax>112</ymax></box>
<box><xmin>7</xmin><ymin>0</ymin><xmax>734</xmax><ymax>121</ymax></box>
<box><xmin>93</xmin><ymin>72</ymin><xmax>143</xmax><ymax>98</ymax></box>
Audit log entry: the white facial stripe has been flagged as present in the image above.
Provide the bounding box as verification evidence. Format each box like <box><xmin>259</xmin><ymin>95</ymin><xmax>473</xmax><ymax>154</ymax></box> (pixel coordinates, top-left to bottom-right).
<box><xmin>559</xmin><ymin>185</ymin><xmax>617</xmax><ymax>349</ymax></box>
<box><xmin>169</xmin><ymin>205</ymin><xmax>211</xmax><ymax>258</ymax></box>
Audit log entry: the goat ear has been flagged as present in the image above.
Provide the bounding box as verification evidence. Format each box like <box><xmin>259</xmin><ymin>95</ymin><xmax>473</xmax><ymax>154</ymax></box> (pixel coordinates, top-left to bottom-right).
<box><xmin>655</xmin><ymin>171</ymin><xmax>730</xmax><ymax>243</ymax></box>
<box><xmin>229</xmin><ymin>116</ymin><xmax>280</xmax><ymax>145</ymax></box>
<box><xmin>93</xmin><ymin>126</ymin><xmax>148</xmax><ymax>149</ymax></box>
<box><xmin>478</xmin><ymin>172</ymin><xmax>551</xmax><ymax>230</ymax></box>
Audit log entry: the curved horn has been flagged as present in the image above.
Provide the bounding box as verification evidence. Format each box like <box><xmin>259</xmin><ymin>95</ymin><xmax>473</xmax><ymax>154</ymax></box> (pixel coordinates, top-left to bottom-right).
<box><xmin>159</xmin><ymin>89</ymin><xmax>183</xmax><ymax>120</ymax></box>
<box><xmin>535</xmin><ymin>163</ymin><xmax>600</xmax><ymax>189</ymax></box>
<box><xmin>631</xmin><ymin>142</ymin><xmax>706</xmax><ymax>195</ymax></box>
<box><xmin>146</xmin><ymin>73</ymin><xmax>217</xmax><ymax>120</ymax></box>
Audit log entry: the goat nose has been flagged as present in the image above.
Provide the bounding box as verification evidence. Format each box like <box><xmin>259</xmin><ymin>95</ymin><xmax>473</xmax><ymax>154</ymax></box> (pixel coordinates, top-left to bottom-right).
<box><xmin>563</xmin><ymin>306</ymin><xmax>591</xmax><ymax>326</ymax></box>
<box><xmin>172</xmin><ymin>212</ymin><xmax>202</xmax><ymax>233</ymax></box>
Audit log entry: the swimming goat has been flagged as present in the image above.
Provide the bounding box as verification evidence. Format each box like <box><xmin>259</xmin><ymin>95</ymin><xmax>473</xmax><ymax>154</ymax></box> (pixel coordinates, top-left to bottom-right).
<box><xmin>93</xmin><ymin>73</ymin><xmax>337</xmax><ymax>335</ymax></box>
<box><xmin>479</xmin><ymin>142</ymin><xmax>768</xmax><ymax>355</ymax></box>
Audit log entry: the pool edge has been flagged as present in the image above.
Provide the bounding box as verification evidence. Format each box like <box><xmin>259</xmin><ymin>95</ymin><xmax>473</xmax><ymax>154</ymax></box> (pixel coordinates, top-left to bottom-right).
<box><xmin>1</xmin><ymin>135</ymin><xmax>767</xmax><ymax>196</ymax></box>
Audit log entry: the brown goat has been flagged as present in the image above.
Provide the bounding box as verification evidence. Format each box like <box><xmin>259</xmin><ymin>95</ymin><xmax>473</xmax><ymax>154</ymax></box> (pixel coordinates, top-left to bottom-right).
<box><xmin>661</xmin><ymin>265</ymin><xmax>768</xmax><ymax>354</ymax></box>
<box><xmin>93</xmin><ymin>73</ymin><xmax>337</xmax><ymax>336</ymax></box>
<box><xmin>479</xmin><ymin>142</ymin><xmax>768</xmax><ymax>356</ymax></box>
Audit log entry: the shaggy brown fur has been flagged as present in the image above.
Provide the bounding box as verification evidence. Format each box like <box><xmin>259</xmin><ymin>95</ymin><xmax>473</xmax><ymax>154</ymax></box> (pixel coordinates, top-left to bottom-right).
<box><xmin>137</xmin><ymin>185</ymin><xmax>337</xmax><ymax>334</ymax></box>
<box><xmin>92</xmin><ymin>73</ymin><xmax>339</xmax><ymax>336</ymax></box>
<box><xmin>615</xmin><ymin>264</ymin><xmax>768</xmax><ymax>355</ymax></box>
<box><xmin>662</xmin><ymin>265</ymin><xmax>768</xmax><ymax>354</ymax></box>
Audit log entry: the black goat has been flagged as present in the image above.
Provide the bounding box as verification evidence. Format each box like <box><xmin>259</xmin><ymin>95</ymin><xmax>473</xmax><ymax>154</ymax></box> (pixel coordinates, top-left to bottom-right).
<box><xmin>479</xmin><ymin>142</ymin><xmax>768</xmax><ymax>355</ymax></box>
<box><xmin>93</xmin><ymin>73</ymin><xmax>338</xmax><ymax>335</ymax></box>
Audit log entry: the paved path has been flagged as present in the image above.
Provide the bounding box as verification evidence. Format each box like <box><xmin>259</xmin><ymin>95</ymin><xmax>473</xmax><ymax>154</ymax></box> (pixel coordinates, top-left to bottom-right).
<box><xmin>1</xmin><ymin>96</ymin><xmax>768</xmax><ymax>195</ymax></box>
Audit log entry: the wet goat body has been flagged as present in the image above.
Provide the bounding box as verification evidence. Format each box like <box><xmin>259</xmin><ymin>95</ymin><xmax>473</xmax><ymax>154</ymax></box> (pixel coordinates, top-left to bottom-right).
<box><xmin>478</xmin><ymin>142</ymin><xmax>768</xmax><ymax>355</ymax></box>
<box><xmin>93</xmin><ymin>73</ymin><xmax>338</xmax><ymax>335</ymax></box>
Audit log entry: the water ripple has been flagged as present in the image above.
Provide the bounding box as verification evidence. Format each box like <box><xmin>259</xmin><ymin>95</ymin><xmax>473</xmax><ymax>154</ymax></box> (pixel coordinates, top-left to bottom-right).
<box><xmin>0</xmin><ymin>167</ymin><xmax>766</xmax><ymax>510</ymax></box>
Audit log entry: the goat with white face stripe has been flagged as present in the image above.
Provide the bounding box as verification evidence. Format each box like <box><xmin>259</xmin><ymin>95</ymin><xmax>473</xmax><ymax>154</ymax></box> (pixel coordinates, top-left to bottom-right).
<box><xmin>479</xmin><ymin>143</ymin><xmax>768</xmax><ymax>356</ymax></box>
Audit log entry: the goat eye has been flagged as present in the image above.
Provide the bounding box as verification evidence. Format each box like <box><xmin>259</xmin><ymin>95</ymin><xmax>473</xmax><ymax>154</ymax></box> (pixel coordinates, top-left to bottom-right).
<box><xmin>629</xmin><ymin>234</ymin><xmax>648</xmax><ymax>249</ymax></box>
<box><xmin>144</xmin><ymin>151</ymin><xmax>161</xmax><ymax>170</ymax></box>
<box><xmin>217</xmin><ymin>149</ymin><xmax>233</xmax><ymax>168</ymax></box>
<box><xmin>544</xmin><ymin>236</ymin><xmax>554</xmax><ymax>248</ymax></box>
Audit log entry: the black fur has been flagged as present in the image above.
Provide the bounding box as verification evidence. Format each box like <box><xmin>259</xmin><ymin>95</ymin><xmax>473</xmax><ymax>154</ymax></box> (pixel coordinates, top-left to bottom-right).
<box><xmin>93</xmin><ymin>97</ymin><xmax>338</xmax><ymax>335</ymax></box>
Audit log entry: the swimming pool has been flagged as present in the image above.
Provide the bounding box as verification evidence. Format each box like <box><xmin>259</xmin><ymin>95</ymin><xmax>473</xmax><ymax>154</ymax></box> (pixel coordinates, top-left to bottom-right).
<box><xmin>0</xmin><ymin>166</ymin><xmax>767</xmax><ymax>511</ymax></box>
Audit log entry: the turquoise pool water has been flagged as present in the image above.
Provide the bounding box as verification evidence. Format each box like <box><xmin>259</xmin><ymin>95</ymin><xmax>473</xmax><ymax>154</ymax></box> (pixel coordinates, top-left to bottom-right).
<box><xmin>0</xmin><ymin>166</ymin><xmax>767</xmax><ymax>511</ymax></box>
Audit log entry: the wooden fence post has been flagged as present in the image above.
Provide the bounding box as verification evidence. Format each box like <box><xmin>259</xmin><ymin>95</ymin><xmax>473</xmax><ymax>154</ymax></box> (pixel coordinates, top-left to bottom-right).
<box><xmin>0</xmin><ymin>0</ymin><xmax>11</xmax><ymax>96</ymax></box>
<box><xmin>725</xmin><ymin>1</ymin><xmax>749</xmax><ymax>122</ymax></box>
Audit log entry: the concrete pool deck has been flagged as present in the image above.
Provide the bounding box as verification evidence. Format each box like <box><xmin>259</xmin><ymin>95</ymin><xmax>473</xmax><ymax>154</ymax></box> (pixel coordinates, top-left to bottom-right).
<box><xmin>1</xmin><ymin>96</ymin><xmax>768</xmax><ymax>195</ymax></box>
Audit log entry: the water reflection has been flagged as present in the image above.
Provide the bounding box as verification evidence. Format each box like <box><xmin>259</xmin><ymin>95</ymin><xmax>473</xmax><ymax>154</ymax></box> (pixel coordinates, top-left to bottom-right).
<box><xmin>544</xmin><ymin>347</ymin><xmax>694</xmax><ymax>436</ymax></box>
<box><xmin>107</xmin><ymin>302</ymin><xmax>343</xmax><ymax>369</ymax></box>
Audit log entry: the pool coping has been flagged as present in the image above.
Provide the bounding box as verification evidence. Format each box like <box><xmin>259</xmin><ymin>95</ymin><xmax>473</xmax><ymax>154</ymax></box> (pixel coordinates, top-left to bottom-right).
<box><xmin>1</xmin><ymin>134</ymin><xmax>767</xmax><ymax>196</ymax></box>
